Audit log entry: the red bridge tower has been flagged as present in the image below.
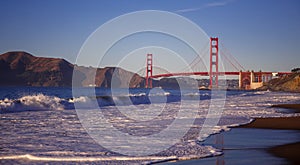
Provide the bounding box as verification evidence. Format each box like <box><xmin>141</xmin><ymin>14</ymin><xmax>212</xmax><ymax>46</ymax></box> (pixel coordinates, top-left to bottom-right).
<box><xmin>145</xmin><ymin>53</ymin><xmax>153</xmax><ymax>88</ymax></box>
<box><xmin>209</xmin><ymin>37</ymin><xmax>219</xmax><ymax>88</ymax></box>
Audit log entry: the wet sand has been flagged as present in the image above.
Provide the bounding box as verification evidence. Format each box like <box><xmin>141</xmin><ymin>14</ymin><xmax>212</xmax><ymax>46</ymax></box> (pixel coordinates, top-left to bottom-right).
<box><xmin>238</xmin><ymin>116</ymin><xmax>300</xmax><ymax>130</ymax></box>
<box><xmin>271</xmin><ymin>104</ymin><xmax>300</xmax><ymax>111</ymax></box>
<box><xmin>268</xmin><ymin>142</ymin><xmax>300</xmax><ymax>165</ymax></box>
<box><xmin>238</xmin><ymin>105</ymin><xmax>300</xmax><ymax>164</ymax></box>
<box><xmin>239</xmin><ymin>102</ymin><xmax>300</xmax><ymax>164</ymax></box>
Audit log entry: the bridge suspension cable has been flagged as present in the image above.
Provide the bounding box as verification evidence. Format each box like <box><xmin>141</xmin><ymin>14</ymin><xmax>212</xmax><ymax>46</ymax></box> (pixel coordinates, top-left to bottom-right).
<box><xmin>182</xmin><ymin>42</ymin><xmax>209</xmax><ymax>72</ymax></box>
<box><xmin>220</xmin><ymin>49</ymin><xmax>241</xmax><ymax>71</ymax></box>
<box><xmin>220</xmin><ymin>43</ymin><xmax>246</xmax><ymax>71</ymax></box>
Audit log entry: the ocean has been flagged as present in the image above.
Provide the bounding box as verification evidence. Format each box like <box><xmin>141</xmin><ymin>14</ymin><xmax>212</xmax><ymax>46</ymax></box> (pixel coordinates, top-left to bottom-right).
<box><xmin>0</xmin><ymin>87</ymin><xmax>299</xmax><ymax>164</ymax></box>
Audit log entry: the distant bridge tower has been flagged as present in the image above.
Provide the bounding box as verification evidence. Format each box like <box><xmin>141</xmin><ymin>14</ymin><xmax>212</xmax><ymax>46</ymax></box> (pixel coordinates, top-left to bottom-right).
<box><xmin>145</xmin><ymin>53</ymin><xmax>153</xmax><ymax>88</ymax></box>
<box><xmin>209</xmin><ymin>37</ymin><xmax>219</xmax><ymax>88</ymax></box>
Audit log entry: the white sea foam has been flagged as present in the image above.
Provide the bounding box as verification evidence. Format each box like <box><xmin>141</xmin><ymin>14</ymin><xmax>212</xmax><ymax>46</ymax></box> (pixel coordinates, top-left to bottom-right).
<box><xmin>20</xmin><ymin>94</ymin><xmax>64</xmax><ymax>110</ymax></box>
<box><xmin>0</xmin><ymin>150</ymin><xmax>222</xmax><ymax>164</ymax></box>
<box><xmin>148</xmin><ymin>91</ymin><xmax>170</xmax><ymax>96</ymax></box>
<box><xmin>0</xmin><ymin>94</ymin><xmax>64</xmax><ymax>111</ymax></box>
<box><xmin>0</xmin><ymin>98</ymin><xmax>14</xmax><ymax>108</ymax></box>
<box><xmin>0</xmin><ymin>154</ymin><xmax>178</xmax><ymax>162</ymax></box>
<box><xmin>128</xmin><ymin>92</ymin><xmax>147</xmax><ymax>97</ymax></box>
<box><xmin>68</xmin><ymin>96</ymin><xmax>90</xmax><ymax>103</ymax></box>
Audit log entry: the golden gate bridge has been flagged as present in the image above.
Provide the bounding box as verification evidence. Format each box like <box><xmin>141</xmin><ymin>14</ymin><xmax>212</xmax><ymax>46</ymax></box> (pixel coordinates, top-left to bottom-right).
<box><xmin>145</xmin><ymin>37</ymin><xmax>291</xmax><ymax>89</ymax></box>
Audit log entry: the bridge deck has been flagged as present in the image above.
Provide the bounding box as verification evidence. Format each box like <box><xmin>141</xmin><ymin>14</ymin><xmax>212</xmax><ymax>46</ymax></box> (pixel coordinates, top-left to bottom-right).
<box><xmin>151</xmin><ymin>71</ymin><xmax>291</xmax><ymax>78</ymax></box>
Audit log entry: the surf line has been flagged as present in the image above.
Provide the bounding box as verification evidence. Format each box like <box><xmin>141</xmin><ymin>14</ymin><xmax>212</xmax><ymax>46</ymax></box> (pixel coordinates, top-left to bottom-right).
<box><xmin>0</xmin><ymin>154</ymin><xmax>178</xmax><ymax>162</ymax></box>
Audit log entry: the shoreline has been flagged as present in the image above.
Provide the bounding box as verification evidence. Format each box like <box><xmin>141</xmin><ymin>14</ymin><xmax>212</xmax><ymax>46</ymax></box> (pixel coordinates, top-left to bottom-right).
<box><xmin>238</xmin><ymin>103</ymin><xmax>300</xmax><ymax>130</ymax></box>
<box><xmin>162</xmin><ymin>104</ymin><xmax>300</xmax><ymax>164</ymax></box>
<box><xmin>238</xmin><ymin>116</ymin><xmax>300</xmax><ymax>130</ymax></box>
<box><xmin>268</xmin><ymin>142</ymin><xmax>300</xmax><ymax>165</ymax></box>
<box><xmin>238</xmin><ymin>116</ymin><xmax>300</xmax><ymax>164</ymax></box>
<box><xmin>271</xmin><ymin>103</ymin><xmax>300</xmax><ymax>111</ymax></box>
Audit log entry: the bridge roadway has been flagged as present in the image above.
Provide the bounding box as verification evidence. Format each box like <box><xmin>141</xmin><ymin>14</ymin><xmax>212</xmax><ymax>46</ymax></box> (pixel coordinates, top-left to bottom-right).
<box><xmin>150</xmin><ymin>71</ymin><xmax>291</xmax><ymax>79</ymax></box>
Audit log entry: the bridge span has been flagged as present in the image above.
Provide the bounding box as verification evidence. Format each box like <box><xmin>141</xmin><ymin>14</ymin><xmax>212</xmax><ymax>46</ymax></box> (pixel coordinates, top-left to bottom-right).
<box><xmin>145</xmin><ymin>37</ymin><xmax>291</xmax><ymax>89</ymax></box>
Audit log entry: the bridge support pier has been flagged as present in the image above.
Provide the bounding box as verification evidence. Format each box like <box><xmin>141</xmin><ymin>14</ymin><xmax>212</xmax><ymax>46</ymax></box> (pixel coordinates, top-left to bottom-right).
<box><xmin>239</xmin><ymin>71</ymin><xmax>273</xmax><ymax>90</ymax></box>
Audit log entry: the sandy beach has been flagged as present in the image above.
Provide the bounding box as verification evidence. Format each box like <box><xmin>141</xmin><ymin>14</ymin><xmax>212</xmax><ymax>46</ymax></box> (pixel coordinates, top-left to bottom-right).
<box><xmin>164</xmin><ymin>104</ymin><xmax>300</xmax><ymax>165</ymax></box>
<box><xmin>240</xmin><ymin>117</ymin><xmax>300</xmax><ymax>164</ymax></box>
<box><xmin>238</xmin><ymin>104</ymin><xmax>300</xmax><ymax>164</ymax></box>
<box><xmin>239</xmin><ymin>103</ymin><xmax>300</xmax><ymax>130</ymax></box>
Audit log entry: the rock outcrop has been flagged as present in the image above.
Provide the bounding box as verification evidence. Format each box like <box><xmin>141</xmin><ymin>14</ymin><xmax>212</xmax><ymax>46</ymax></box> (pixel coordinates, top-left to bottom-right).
<box><xmin>259</xmin><ymin>72</ymin><xmax>300</xmax><ymax>92</ymax></box>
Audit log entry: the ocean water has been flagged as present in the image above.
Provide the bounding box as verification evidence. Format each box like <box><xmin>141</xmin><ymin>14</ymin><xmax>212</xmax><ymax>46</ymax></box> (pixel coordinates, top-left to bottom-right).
<box><xmin>0</xmin><ymin>87</ymin><xmax>299</xmax><ymax>164</ymax></box>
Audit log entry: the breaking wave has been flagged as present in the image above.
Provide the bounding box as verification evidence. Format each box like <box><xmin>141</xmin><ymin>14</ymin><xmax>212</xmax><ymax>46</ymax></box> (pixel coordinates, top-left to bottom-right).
<box><xmin>0</xmin><ymin>94</ymin><xmax>65</xmax><ymax>111</ymax></box>
<box><xmin>0</xmin><ymin>91</ymin><xmax>204</xmax><ymax>112</ymax></box>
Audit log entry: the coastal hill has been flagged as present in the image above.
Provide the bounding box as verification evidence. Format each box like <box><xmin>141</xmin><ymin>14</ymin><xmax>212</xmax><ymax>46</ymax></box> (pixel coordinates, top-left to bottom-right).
<box><xmin>0</xmin><ymin>51</ymin><xmax>144</xmax><ymax>87</ymax></box>
<box><xmin>0</xmin><ymin>51</ymin><xmax>73</xmax><ymax>86</ymax></box>
<box><xmin>259</xmin><ymin>72</ymin><xmax>300</xmax><ymax>92</ymax></box>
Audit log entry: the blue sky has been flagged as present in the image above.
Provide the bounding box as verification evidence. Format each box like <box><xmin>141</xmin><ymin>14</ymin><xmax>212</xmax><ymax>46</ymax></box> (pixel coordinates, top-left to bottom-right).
<box><xmin>0</xmin><ymin>0</ymin><xmax>299</xmax><ymax>73</ymax></box>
